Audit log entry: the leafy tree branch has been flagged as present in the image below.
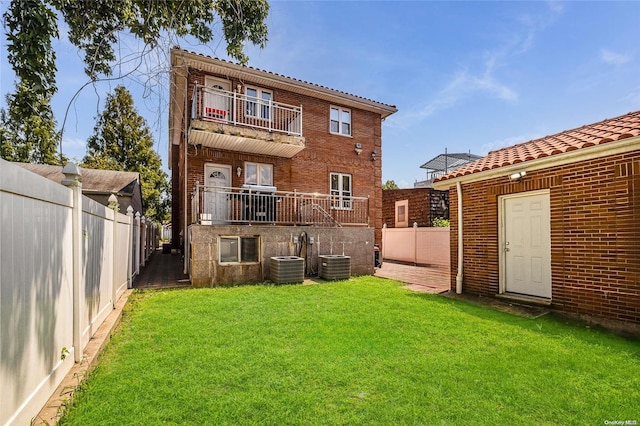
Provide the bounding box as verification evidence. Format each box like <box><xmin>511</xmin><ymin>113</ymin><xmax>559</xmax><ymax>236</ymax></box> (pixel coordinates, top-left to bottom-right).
<box><xmin>1</xmin><ymin>0</ymin><xmax>270</xmax><ymax>163</ymax></box>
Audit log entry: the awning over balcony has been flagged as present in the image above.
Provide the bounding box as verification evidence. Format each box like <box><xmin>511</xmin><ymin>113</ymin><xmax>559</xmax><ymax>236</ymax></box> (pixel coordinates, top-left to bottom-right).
<box><xmin>189</xmin><ymin>120</ymin><xmax>306</xmax><ymax>158</ymax></box>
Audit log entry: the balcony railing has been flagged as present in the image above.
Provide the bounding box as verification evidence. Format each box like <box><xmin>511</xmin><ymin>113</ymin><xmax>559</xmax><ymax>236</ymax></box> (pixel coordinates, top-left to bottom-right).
<box><xmin>191</xmin><ymin>183</ymin><xmax>369</xmax><ymax>227</ymax></box>
<box><xmin>191</xmin><ymin>84</ymin><xmax>303</xmax><ymax>137</ymax></box>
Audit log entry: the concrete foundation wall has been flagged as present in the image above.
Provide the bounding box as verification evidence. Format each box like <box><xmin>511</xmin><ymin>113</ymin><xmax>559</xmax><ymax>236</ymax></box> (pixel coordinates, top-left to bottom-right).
<box><xmin>189</xmin><ymin>225</ymin><xmax>375</xmax><ymax>286</ymax></box>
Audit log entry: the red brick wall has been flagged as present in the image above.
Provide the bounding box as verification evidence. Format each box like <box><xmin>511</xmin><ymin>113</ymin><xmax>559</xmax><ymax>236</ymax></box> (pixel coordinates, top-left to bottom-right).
<box><xmin>171</xmin><ymin>144</ymin><xmax>181</xmax><ymax>248</ymax></box>
<box><xmin>382</xmin><ymin>188</ymin><xmax>449</xmax><ymax>228</ymax></box>
<box><xmin>176</xmin><ymin>69</ymin><xmax>384</xmax><ymax>244</ymax></box>
<box><xmin>446</xmin><ymin>150</ymin><xmax>640</xmax><ymax>324</ymax></box>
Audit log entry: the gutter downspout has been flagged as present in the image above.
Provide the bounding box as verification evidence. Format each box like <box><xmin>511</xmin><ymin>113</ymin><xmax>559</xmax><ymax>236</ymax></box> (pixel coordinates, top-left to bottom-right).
<box><xmin>456</xmin><ymin>181</ymin><xmax>463</xmax><ymax>294</ymax></box>
<box><xmin>183</xmin><ymin>72</ymin><xmax>189</xmax><ymax>275</ymax></box>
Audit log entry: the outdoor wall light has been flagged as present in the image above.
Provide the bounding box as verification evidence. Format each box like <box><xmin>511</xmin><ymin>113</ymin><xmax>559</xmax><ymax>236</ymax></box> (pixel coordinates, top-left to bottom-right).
<box><xmin>371</xmin><ymin>150</ymin><xmax>378</xmax><ymax>161</ymax></box>
<box><xmin>355</xmin><ymin>143</ymin><xmax>362</xmax><ymax>155</ymax></box>
<box><xmin>508</xmin><ymin>171</ymin><xmax>527</xmax><ymax>182</ymax></box>
<box><xmin>237</xmin><ymin>167</ymin><xmax>242</xmax><ymax>177</ymax></box>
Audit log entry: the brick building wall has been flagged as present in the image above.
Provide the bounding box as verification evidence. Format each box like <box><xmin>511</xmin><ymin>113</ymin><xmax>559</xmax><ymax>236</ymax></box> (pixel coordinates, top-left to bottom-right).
<box><xmin>446</xmin><ymin>150</ymin><xmax>640</xmax><ymax>324</ymax></box>
<box><xmin>382</xmin><ymin>188</ymin><xmax>449</xmax><ymax>228</ymax></box>
<box><xmin>175</xmin><ymin>69</ymin><xmax>384</xmax><ymax>244</ymax></box>
<box><xmin>171</xmin><ymin>143</ymin><xmax>180</xmax><ymax>248</ymax></box>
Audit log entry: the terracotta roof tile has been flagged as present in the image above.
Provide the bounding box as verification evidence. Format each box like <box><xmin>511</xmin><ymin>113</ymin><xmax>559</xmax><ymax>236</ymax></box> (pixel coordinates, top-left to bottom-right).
<box><xmin>435</xmin><ymin>110</ymin><xmax>640</xmax><ymax>182</ymax></box>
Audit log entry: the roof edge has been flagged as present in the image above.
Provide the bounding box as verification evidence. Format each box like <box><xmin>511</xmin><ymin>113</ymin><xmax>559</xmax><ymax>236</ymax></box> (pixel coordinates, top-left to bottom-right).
<box><xmin>171</xmin><ymin>47</ymin><xmax>398</xmax><ymax>119</ymax></box>
<box><xmin>431</xmin><ymin>135</ymin><xmax>640</xmax><ymax>190</ymax></box>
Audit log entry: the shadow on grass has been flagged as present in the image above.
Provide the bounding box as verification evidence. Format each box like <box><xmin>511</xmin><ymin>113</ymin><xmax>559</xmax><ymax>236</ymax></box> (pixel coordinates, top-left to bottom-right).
<box><xmin>403</xmin><ymin>288</ymin><xmax>640</xmax><ymax>352</ymax></box>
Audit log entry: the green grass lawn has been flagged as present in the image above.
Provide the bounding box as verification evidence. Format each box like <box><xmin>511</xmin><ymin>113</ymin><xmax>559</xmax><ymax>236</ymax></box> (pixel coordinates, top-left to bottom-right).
<box><xmin>59</xmin><ymin>277</ymin><xmax>640</xmax><ymax>425</ymax></box>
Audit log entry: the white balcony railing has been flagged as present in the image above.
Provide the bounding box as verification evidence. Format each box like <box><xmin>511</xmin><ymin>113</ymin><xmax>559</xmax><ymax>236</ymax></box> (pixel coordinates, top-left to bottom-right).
<box><xmin>191</xmin><ymin>84</ymin><xmax>303</xmax><ymax>137</ymax></box>
<box><xmin>191</xmin><ymin>183</ymin><xmax>369</xmax><ymax>227</ymax></box>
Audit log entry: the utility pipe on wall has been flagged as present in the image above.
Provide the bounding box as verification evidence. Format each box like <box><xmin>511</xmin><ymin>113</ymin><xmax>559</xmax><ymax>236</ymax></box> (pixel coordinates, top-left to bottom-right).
<box><xmin>183</xmin><ymin>71</ymin><xmax>189</xmax><ymax>275</ymax></box>
<box><xmin>456</xmin><ymin>181</ymin><xmax>463</xmax><ymax>294</ymax></box>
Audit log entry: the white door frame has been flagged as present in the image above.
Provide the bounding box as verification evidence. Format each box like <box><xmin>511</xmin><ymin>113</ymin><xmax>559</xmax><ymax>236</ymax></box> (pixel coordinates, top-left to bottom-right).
<box><xmin>204</xmin><ymin>76</ymin><xmax>231</xmax><ymax>91</ymax></box>
<box><xmin>203</xmin><ymin>163</ymin><xmax>232</xmax><ymax>224</ymax></box>
<box><xmin>498</xmin><ymin>189</ymin><xmax>551</xmax><ymax>298</ymax></box>
<box><xmin>203</xmin><ymin>77</ymin><xmax>232</xmax><ymax>121</ymax></box>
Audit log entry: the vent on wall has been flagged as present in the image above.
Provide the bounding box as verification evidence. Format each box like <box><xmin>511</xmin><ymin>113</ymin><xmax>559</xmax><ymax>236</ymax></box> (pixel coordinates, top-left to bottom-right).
<box><xmin>319</xmin><ymin>255</ymin><xmax>351</xmax><ymax>280</ymax></box>
<box><xmin>270</xmin><ymin>256</ymin><xmax>304</xmax><ymax>284</ymax></box>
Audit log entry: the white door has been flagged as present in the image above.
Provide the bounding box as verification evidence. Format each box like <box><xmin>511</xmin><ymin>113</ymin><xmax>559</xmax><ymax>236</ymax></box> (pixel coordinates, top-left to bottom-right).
<box><xmin>204</xmin><ymin>77</ymin><xmax>231</xmax><ymax>121</ymax></box>
<box><xmin>204</xmin><ymin>164</ymin><xmax>231</xmax><ymax>223</ymax></box>
<box><xmin>502</xmin><ymin>191</ymin><xmax>551</xmax><ymax>298</ymax></box>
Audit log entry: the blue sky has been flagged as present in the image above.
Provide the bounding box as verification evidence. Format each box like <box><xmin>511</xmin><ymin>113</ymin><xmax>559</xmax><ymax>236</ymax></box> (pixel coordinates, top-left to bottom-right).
<box><xmin>2</xmin><ymin>1</ymin><xmax>640</xmax><ymax>187</ymax></box>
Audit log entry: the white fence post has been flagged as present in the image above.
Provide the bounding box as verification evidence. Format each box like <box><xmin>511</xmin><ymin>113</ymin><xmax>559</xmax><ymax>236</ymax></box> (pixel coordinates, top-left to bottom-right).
<box><xmin>108</xmin><ymin>194</ymin><xmax>119</xmax><ymax>308</ymax></box>
<box><xmin>141</xmin><ymin>216</ymin><xmax>146</xmax><ymax>268</ymax></box>
<box><xmin>61</xmin><ymin>162</ymin><xmax>83</xmax><ymax>363</ymax></box>
<box><xmin>135</xmin><ymin>212</ymin><xmax>141</xmax><ymax>276</ymax></box>
<box><xmin>127</xmin><ymin>206</ymin><xmax>134</xmax><ymax>288</ymax></box>
<box><xmin>382</xmin><ymin>224</ymin><xmax>387</xmax><ymax>260</ymax></box>
<box><xmin>413</xmin><ymin>222</ymin><xmax>418</xmax><ymax>265</ymax></box>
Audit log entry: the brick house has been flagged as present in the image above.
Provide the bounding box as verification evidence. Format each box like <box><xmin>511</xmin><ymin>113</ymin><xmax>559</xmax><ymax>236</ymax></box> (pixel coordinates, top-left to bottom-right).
<box><xmin>169</xmin><ymin>48</ymin><xmax>397</xmax><ymax>286</ymax></box>
<box><xmin>382</xmin><ymin>188</ymin><xmax>449</xmax><ymax>228</ymax></box>
<box><xmin>382</xmin><ymin>152</ymin><xmax>481</xmax><ymax>229</ymax></box>
<box><xmin>432</xmin><ymin>111</ymin><xmax>640</xmax><ymax>326</ymax></box>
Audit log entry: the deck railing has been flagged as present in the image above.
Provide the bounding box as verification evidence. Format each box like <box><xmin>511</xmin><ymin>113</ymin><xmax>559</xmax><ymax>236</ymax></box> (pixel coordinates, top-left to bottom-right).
<box><xmin>191</xmin><ymin>84</ymin><xmax>303</xmax><ymax>137</ymax></box>
<box><xmin>191</xmin><ymin>183</ymin><xmax>369</xmax><ymax>227</ymax></box>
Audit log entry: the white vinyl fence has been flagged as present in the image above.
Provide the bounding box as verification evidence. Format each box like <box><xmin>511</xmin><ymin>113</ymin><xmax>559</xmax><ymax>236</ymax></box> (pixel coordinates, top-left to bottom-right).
<box><xmin>381</xmin><ymin>223</ymin><xmax>450</xmax><ymax>268</ymax></box>
<box><xmin>0</xmin><ymin>160</ymin><xmax>156</xmax><ymax>426</ymax></box>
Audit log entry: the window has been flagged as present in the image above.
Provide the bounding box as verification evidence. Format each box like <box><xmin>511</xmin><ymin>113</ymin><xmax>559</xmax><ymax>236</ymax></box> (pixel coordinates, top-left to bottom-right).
<box><xmin>395</xmin><ymin>200</ymin><xmax>409</xmax><ymax>228</ymax></box>
<box><xmin>330</xmin><ymin>106</ymin><xmax>351</xmax><ymax>136</ymax></box>
<box><xmin>330</xmin><ymin>173</ymin><xmax>352</xmax><ymax>209</ymax></box>
<box><xmin>220</xmin><ymin>236</ymin><xmax>259</xmax><ymax>263</ymax></box>
<box><xmin>245</xmin><ymin>162</ymin><xmax>273</xmax><ymax>186</ymax></box>
<box><xmin>246</xmin><ymin>87</ymin><xmax>273</xmax><ymax>120</ymax></box>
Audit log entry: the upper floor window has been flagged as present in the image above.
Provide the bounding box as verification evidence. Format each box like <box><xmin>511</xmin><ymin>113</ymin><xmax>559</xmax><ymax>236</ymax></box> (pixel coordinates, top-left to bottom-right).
<box><xmin>330</xmin><ymin>106</ymin><xmax>351</xmax><ymax>136</ymax></box>
<box><xmin>330</xmin><ymin>172</ymin><xmax>352</xmax><ymax>209</ymax></box>
<box><xmin>246</xmin><ymin>87</ymin><xmax>273</xmax><ymax>120</ymax></box>
<box><xmin>245</xmin><ymin>162</ymin><xmax>273</xmax><ymax>186</ymax></box>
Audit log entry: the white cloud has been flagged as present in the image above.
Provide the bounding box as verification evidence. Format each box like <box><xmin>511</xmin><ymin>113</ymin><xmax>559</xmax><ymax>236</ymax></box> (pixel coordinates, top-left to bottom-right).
<box><xmin>446</xmin><ymin>68</ymin><xmax>518</xmax><ymax>102</ymax></box>
<box><xmin>600</xmin><ymin>49</ymin><xmax>632</xmax><ymax>66</ymax></box>
<box><xmin>513</xmin><ymin>1</ymin><xmax>564</xmax><ymax>54</ymax></box>
<box><xmin>547</xmin><ymin>1</ymin><xmax>565</xmax><ymax>15</ymax></box>
<box><xmin>392</xmin><ymin>58</ymin><xmax>518</xmax><ymax>126</ymax></box>
<box><xmin>391</xmin><ymin>2</ymin><xmax>564</xmax><ymax>127</ymax></box>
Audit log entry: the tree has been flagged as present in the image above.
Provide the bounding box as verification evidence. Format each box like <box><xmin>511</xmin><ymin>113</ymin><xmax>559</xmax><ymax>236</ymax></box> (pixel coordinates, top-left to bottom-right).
<box><xmin>432</xmin><ymin>217</ymin><xmax>450</xmax><ymax>227</ymax></box>
<box><xmin>1</xmin><ymin>0</ymin><xmax>269</xmax><ymax>163</ymax></box>
<box><xmin>82</xmin><ymin>86</ymin><xmax>168</xmax><ymax>223</ymax></box>
<box><xmin>382</xmin><ymin>180</ymin><xmax>399</xmax><ymax>190</ymax></box>
<box><xmin>0</xmin><ymin>0</ymin><xmax>63</xmax><ymax>164</ymax></box>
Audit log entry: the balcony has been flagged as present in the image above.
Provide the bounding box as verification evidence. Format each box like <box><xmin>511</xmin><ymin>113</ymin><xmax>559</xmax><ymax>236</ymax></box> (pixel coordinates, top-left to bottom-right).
<box><xmin>190</xmin><ymin>84</ymin><xmax>305</xmax><ymax>158</ymax></box>
<box><xmin>191</xmin><ymin>183</ymin><xmax>370</xmax><ymax>227</ymax></box>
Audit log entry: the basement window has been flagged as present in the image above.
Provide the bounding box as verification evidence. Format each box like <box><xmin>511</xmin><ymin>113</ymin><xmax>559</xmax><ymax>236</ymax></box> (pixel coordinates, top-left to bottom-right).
<box><xmin>219</xmin><ymin>236</ymin><xmax>259</xmax><ymax>263</ymax></box>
